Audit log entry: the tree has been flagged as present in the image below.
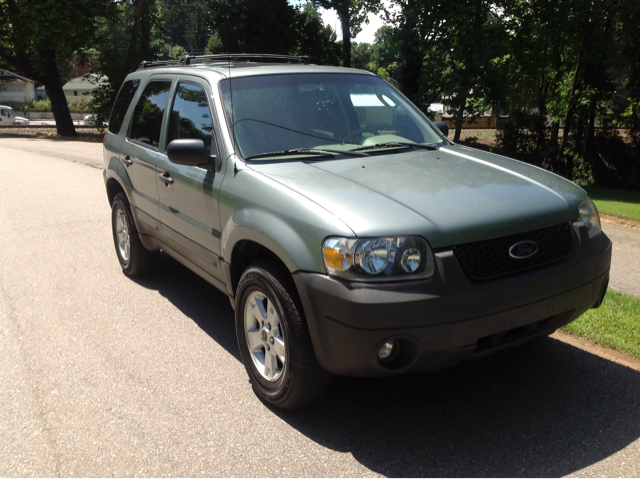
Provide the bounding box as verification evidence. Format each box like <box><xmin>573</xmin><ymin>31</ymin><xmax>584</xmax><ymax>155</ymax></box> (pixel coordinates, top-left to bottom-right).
<box><xmin>214</xmin><ymin>0</ymin><xmax>299</xmax><ymax>54</ymax></box>
<box><xmin>295</xmin><ymin>2</ymin><xmax>341</xmax><ymax>65</ymax></box>
<box><xmin>368</xmin><ymin>25</ymin><xmax>401</xmax><ymax>80</ymax></box>
<box><xmin>390</xmin><ymin>0</ymin><xmax>509</xmax><ymax>141</ymax></box>
<box><xmin>89</xmin><ymin>0</ymin><xmax>166</xmax><ymax>125</ymax></box>
<box><xmin>314</xmin><ymin>0</ymin><xmax>382</xmax><ymax>67</ymax></box>
<box><xmin>0</xmin><ymin>0</ymin><xmax>112</xmax><ymax>136</ymax></box>
<box><xmin>158</xmin><ymin>0</ymin><xmax>215</xmax><ymax>53</ymax></box>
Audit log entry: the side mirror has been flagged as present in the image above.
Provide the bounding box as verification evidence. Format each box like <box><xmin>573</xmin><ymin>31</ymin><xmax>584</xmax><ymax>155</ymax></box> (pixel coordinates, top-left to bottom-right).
<box><xmin>433</xmin><ymin>121</ymin><xmax>449</xmax><ymax>137</ymax></box>
<box><xmin>167</xmin><ymin>139</ymin><xmax>219</xmax><ymax>170</ymax></box>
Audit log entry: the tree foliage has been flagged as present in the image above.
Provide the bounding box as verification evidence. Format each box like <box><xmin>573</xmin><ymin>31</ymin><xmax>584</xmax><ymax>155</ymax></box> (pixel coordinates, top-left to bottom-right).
<box><xmin>387</xmin><ymin>0</ymin><xmax>640</xmax><ymax>186</ymax></box>
<box><xmin>313</xmin><ymin>0</ymin><xmax>382</xmax><ymax>67</ymax></box>
<box><xmin>0</xmin><ymin>0</ymin><xmax>113</xmax><ymax>136</ymax></box>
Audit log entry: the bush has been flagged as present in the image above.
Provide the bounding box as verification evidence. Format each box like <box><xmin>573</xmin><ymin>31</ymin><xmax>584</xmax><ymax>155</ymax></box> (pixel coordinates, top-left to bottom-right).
<box><xmin>2</xmin><ymin>99</ymin><xmax>92</xmax><ymax>113</ymax></box>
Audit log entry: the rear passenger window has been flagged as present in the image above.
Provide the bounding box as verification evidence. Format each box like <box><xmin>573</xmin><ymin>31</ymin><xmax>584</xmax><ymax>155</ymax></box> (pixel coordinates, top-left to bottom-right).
<box><xmin>167</xmin><ymin>82</ymin><xmax>215</xmax><ymax>156</ymax></box>
<box><xmin>129</xmin><ymin>81</ymin><xmax>172</xmax><ymax>149</ymax></box>
<box><xmin>108</xmin><ymin>79</ymin><xmax>140</xmax><ymax>134</ymax></box>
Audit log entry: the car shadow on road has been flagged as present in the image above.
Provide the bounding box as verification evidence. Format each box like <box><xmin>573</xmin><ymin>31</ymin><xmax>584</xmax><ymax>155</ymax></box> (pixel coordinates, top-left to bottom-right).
<box><xmin>131</xmin><ymin>253</ymin><xmax>240</xmax><ymax>361</ymax></box>
<box><xmin>135</xmin><ymin>253</ymin><xmax>640</xmax><ymax>477</ymax></box>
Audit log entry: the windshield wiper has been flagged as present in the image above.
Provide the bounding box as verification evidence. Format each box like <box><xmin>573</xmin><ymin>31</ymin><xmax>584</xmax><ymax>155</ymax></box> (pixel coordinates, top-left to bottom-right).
<box><xmin>244</xmin><ymin>147</ymin><xmax>369</xmax><ymax>161</ymax></box>
<box><xmin>352</xmin><ymin>142</ymin><xmax>439</xmax><ymax>152</ymax></box>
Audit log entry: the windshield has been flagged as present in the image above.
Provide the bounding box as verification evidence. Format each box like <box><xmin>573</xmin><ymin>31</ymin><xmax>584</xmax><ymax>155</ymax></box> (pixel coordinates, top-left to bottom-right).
<box><xmin>9</xmin><ymin>108</ymin><xmax>15</xmax><ymax>117</ymax></box>
<box><xmin>220</xmin><ymin>73</ymin><xmax>445</xmax><ymax>160</ymax></box>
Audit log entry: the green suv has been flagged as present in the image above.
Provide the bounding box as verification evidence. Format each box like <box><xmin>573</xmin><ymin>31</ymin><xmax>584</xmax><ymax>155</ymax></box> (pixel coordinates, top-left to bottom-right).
<box><xmin>103</xmin><ymin>54</ymin><xmax>611</xmax><ymax>409</ymax></box>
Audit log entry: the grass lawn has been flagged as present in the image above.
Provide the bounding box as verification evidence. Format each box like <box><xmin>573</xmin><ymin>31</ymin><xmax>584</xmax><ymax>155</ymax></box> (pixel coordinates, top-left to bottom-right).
<box><xmin>562</xmin><ymin>290</ymin><xmax>640</xmax><ymax>361</ymax></box>
<box><xmin>583</xmin><ymin>186</ymin><xmax>640</xmax><ymax>221</ymax></box>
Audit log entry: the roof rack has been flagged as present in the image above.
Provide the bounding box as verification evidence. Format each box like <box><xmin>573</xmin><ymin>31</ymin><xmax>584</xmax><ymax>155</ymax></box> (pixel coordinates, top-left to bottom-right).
<box><xmin>138</xmin><ymin>53</ymin><xmax>311</xmax><ymax>70</ymax></box>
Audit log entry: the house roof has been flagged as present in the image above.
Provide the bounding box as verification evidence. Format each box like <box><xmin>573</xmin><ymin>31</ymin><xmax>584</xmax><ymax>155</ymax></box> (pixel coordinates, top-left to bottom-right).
<box><xmin>0</xmin><ymin>69</ymin><xmax>36</xmax><ymax>83</ymax></box>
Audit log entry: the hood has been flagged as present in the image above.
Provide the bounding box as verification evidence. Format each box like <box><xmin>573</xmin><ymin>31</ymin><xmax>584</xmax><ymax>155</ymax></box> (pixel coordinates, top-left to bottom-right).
<box><xmin>248</xmin><ymin>144</ymin><xmax>586</xmax><ymax>248</ymax></box>
<box><xmin>14</xmin><ymin>116</ymin><xmax>29</xmax><ymax>124</ymax></box>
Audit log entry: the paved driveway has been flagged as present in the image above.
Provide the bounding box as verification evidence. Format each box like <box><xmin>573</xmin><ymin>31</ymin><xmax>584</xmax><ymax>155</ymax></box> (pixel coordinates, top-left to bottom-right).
<box><xmin>602</xmin><ymin>222</ymin><xmax>640</xmax><ymax>298</ymax></box>
<box><xmin>1</xmin><ymin>137</ymin><xmax>639</xmax><ymax>477</ymax></box>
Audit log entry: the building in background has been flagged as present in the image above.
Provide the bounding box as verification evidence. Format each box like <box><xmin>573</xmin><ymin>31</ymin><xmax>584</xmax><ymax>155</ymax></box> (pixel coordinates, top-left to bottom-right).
<box><xmin>62</xmin><ymin>74</ymin><xmax>108</xmax><ymax>103</ymax></box>
<box><xmin>0</xmin><ymin>69</ymin><xmax>40</xmax><ymax>103</ymax></box>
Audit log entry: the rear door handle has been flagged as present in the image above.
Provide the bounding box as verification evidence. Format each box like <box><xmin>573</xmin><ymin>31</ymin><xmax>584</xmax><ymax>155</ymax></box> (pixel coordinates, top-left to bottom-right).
<box><xmin>122</xmin><ymin>155</ymin><xmax>133</xmax><ymax>166</ymax></box>
<box><xmin>159</xmin><ymin>172</ymin><xmax>174</xmax><ymax>185</ymax></box>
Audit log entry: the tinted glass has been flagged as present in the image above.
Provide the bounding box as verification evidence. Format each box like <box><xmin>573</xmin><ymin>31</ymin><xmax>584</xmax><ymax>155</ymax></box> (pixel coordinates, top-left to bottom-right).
<box><xmin>129</xmin><ymin>81</ymin><xmax>172</xmax><ymax>149</ymax></box>
<box><xmin>167</xmin><ymin>83</ymin><xmax>214</xmax><ymax>156</ymax></box>
<box><xmin>108</xmin><ymin>79</ymin><xmax>140</xmax><ymax>134</ymax></box>
<box><xmin>221</xmin><ymin>74</ymin><xmax>444</xmax><ymax>159</ymax></box>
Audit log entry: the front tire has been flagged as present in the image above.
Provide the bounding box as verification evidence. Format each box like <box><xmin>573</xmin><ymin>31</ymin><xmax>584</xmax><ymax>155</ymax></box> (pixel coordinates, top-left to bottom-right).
<box><xmin>111</xmin><ymin>192</ymin><xmax>159</xmax><ymax>276</ymax></box>
<box><xmin>235</xmin><ymin>261</ymin><xmax>331</xmax><ymax>409</ymax></box>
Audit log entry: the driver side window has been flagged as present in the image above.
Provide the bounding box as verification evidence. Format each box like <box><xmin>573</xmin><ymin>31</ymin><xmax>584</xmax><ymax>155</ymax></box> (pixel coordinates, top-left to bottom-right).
<box><xmin>167</xmin><ymin>82</ymin><xmax>215</xmax><ymax>156</ymax></box>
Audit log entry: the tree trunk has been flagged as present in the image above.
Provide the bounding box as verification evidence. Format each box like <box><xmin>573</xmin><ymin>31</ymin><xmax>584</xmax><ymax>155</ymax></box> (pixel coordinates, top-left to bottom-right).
<box><xmin>42</xmin><ymin>50</ymin><xmax>77</xmax><ymax>137</ymax></box>
<box><xmin>559</xmin><ymin>32</ymin><xmax>587</xmax><ymax>179</ymax></box>
<box><xmin>586</xmin><ymin>93</ymin><xmax>598</xmax><ymax>170</ymax></box>
<box><xmin>453</xmin><ymin>94</ymin><xmax>468</xmax><ymax>143</ymax></box>
<box><xmin>338</xmin><ymin>7</ymin><xmax>351</xmax><ymax>67</ymax></box>
<box><xmin>397</xmin><ymin>0</ymin><xmax>422</xmax><ymax>104</ymax></box>
<box><xmin>546</xmin><ymin>120</ymin><xmax>560</xmax><ymax>171</ymax></box>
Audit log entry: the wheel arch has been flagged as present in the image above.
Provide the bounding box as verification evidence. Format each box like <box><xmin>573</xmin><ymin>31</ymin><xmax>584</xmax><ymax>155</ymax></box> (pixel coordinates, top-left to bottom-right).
<box><xmin>106</xmin><ymin>177</ymin><xmax>126</xmax><ymax>206</ymax></box>
<box><xmin>223</xmin><ymin>209</ymin><xmax>326</xmax><ymax>297</ymax></box>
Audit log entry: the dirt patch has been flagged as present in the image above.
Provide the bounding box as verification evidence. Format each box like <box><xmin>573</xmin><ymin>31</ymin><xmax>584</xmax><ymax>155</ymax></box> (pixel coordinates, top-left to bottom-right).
<box><xmin>447</xmin><ymin>129</ymin><xmax>498</xmax><ymax>149</ymax></box>
<box><xmin>0</xmin><ymin>127</ymin><xmax>103</xmax><ymax>142</ymax></box>
<box><xmin>552</xmin><ymin>331</ymin><xmax>640</xmax><ymax>371</ymax></box>
<box><xmin>600</xmin><ymin>213</ymin><xmax>640</xmax><ymax>230</ymax></box>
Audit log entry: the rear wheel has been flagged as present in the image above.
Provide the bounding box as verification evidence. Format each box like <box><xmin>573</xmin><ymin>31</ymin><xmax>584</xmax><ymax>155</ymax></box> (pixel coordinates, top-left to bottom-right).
<box><xmin>111</xmin><ymin>192</ymin><xmax>159</xmax><ymax>276</ymax></box>
<box><xmin>235</xmin><ymin>261</ymin><xmax>331</xmax><ymax>409</ymax></box>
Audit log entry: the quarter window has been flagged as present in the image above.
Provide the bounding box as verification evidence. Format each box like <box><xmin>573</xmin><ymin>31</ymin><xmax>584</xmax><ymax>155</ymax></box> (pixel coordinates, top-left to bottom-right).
<box><xmin>130</xmin><ymin>81</ymin><xmax>172</xmax><ymax>149</ymax></box>
<box><xmin>108</xmin><ymin>79</ymin><xmax>140</xmax><ymax>135</ymax></box>
<box><xmin>167</xmin><ymin>82</ymin><xmax>214</xmax><ymax>156</ymax></box>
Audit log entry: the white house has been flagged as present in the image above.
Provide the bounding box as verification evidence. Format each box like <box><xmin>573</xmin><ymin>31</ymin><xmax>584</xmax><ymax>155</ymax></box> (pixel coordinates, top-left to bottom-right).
<box><xmin>62</xmin><ymin>74</ymin><xmax>108</xmax><ymax>102</ymax></box>
<box><xmin>0</xmin><ymin>69</ymin><xmax>37</xmax><ymax>103</ymax></box>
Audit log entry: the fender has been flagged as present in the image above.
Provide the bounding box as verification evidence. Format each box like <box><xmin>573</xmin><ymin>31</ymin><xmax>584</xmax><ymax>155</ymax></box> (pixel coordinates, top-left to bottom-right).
<box><xmin>219</xmin><ymin>167</ymin><xmax>355</xmax><ymax>276</ymax></box>
<box><xmin>222</xmin><ymin>208</ymin><xmax>319</xmax><ymax>273</ymax></box>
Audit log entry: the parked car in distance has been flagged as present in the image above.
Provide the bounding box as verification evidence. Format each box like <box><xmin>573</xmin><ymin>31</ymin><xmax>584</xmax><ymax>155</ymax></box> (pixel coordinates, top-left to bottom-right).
<box><xmin>103</xmin><ymin>54</ymin><xmax>612</xmax><ymax>410</ymax></box>
<box><xmin>83</xmin><ymin>114</ymin><xmax>97</xmax><ymax>126</ymax></box>
<box><xmin>0</xmin><ymin>105</ymin><xmax>29</xmax><ymax>125</ymax></box>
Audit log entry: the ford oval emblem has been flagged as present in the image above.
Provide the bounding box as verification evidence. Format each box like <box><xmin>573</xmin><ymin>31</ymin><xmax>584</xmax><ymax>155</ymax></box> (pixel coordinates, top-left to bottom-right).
<box><xmin>509</xmin><ymin>240</ymin><xmax>538</xmax><ymax>259</ymax></box>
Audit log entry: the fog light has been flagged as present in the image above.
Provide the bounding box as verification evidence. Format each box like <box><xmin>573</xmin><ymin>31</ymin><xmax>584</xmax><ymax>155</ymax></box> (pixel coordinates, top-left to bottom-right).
<box><xmin>378</xmin><ymin>340</ymin><xmax>398</xmax><ymax>361</ymax></box>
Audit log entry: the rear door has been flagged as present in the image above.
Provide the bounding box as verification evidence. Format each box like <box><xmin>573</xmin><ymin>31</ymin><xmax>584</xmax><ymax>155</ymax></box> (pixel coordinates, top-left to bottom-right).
<box><xmin>119</xmin><ymin>77</ymin><xmax>174</xmax><ymax>231</ymax></box>
<box><xmin>155</xmin><ymin>77</ymin><xmax>226</xmax><ymax>284</ymax></box>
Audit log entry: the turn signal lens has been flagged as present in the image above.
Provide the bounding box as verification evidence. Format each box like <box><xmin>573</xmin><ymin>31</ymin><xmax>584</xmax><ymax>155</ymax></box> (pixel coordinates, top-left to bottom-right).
<box><xmin>323</xmin><ymin>247</ymin><xmax>343</xmax><ymax>271</ymax></box>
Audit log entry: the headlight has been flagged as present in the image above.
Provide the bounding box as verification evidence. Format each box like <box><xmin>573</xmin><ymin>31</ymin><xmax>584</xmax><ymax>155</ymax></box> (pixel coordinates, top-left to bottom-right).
<box><xmin>323</xmin><ymin>236</ymin><xmax>435</xmax><ymax>281</ymax></box>
<box><xmin>578</xmin><ymin>197</ymin><xmax>601</xmax><ymax>239</ymax></box>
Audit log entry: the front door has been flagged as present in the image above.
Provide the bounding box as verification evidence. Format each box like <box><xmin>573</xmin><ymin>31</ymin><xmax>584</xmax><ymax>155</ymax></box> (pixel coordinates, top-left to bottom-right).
<box><xmin>155</xmin><ymin>78</ymin><xmax>226</xmax><ymax>284</ymax></box>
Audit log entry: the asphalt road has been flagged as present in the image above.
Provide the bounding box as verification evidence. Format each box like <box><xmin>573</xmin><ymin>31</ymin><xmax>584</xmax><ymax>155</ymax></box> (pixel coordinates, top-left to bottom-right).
<box><xmin>1</xmin><ymin>138</ymin><xmax>639</xmax><ymax>477</ymax></box>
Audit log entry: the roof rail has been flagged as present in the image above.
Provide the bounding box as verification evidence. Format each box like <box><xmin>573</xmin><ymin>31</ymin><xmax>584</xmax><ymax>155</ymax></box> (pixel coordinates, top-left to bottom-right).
<box><xmin>138</xmin><ymin>53</ymin><xmax>311</xmax><ymax>70</ymax></box>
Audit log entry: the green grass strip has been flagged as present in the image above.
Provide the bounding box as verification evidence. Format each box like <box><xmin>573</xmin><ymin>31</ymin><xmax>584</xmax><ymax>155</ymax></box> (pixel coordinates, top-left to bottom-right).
<box><xmin>584</xmin><ymin>186</ymin><xmax>640</xmax><ymax>221</ymax></box>
<box><xmin>563</xmin><ymin>290</ymin><xmax>640</xmax><ymax>360</ymax></box>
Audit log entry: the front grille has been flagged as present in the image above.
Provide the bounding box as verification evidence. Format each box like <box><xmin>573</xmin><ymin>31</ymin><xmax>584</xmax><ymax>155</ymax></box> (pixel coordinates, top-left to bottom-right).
<box><xmin>453</xmin><ymin>222</ymin><xmax>574</xmax><ymax>281</ymax></box>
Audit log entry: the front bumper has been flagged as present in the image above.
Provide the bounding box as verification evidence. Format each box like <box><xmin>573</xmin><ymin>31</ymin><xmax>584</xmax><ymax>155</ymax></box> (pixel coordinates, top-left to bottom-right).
<box><xmin>293</xmin><ymin>223</ymin><xmax>611</xmax><ymax>376</ymax></box>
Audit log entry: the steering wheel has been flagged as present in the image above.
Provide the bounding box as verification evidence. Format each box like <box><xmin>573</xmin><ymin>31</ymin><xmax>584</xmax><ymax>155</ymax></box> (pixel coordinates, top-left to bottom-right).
<box><xmin>342</xmin><ymin>127</ymin><xmax>379</xmax><ymax>144</ymax></box>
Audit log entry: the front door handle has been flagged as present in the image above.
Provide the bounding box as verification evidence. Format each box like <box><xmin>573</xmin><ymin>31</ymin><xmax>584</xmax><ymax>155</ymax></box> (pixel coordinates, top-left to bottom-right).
<box><xmin>159</xmin><ymin>172</ymin><xmax>174</xmax><ymax>186</ymax></box>
<box><xmin>122</xmin><ymin>155</ymin><xmax>133</xmax><ymax>166</ymax></box>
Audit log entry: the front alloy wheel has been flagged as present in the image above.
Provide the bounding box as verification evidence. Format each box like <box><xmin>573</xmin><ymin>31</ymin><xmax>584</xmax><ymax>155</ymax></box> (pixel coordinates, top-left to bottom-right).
<box><xmin>244</xmin><ymin>290</ymin><xmax>286</xmax><ymax>381</ymax></box>
<box><xmin>235</xmin><ymin>261</ymin><xmax>331</xmax><ymax>409</ymax></box>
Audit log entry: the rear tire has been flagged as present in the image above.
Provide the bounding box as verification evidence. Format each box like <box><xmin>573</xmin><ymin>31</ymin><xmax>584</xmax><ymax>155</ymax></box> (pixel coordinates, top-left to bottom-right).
<box><xmin>111</xmin><ymin>192</ymin><xmax>159</xmax><ymax>276</ymax></box>
<box><xmin>235</xmin><ymin>261</ymin><xmax>331</xmax><ymax>409</ymax></box>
